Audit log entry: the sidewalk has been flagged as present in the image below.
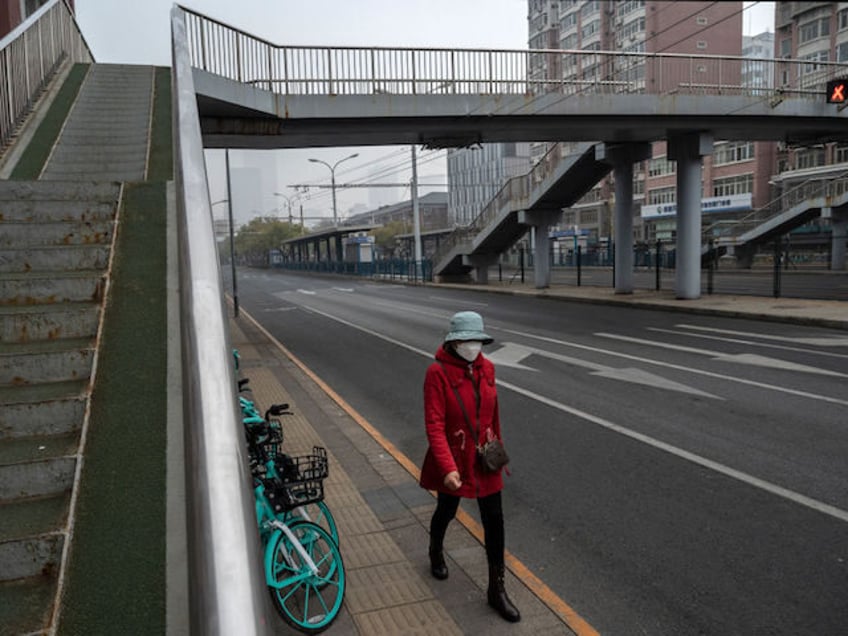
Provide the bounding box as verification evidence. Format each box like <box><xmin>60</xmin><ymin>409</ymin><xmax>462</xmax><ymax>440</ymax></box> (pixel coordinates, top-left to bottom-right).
<box><xmin>434</xmin><ymin>281</ymin><xmax>848</xmax><ymax>331</ymax></box>
<box><xmin>230</xmin><ymin>312</ymin><xmax>581</xmax><ymax>636</ymax></box>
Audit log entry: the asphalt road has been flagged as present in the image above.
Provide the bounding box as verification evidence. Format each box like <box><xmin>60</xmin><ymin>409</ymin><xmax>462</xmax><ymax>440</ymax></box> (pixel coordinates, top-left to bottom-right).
<box><xmin>234</xmin><ymin>269</ymin><xmax>848</xmax><ymax>636</ymax></box>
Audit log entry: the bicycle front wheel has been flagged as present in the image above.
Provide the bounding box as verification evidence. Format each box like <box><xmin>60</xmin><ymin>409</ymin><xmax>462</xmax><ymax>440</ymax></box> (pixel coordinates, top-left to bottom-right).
<box><xmin>284</xmin><ymin>501</ymin><xmax>339</xmax><ymax>547</ymax></box>
<box><xmin>266</xmin><ymin>520</ymin><xmax>346</xmax><ymax>633</ymax></box>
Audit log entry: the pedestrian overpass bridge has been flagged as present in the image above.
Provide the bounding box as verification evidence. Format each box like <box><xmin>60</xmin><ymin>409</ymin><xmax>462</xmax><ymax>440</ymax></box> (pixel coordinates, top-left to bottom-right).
<box><xmin>184</xmin><ymin>6</ymin><xmax>848</xmax><ymax>296</ymax></box>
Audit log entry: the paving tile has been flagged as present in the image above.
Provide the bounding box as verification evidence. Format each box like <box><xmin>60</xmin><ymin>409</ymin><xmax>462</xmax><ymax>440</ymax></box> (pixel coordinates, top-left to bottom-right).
<box><xmin>353</xmin><ymin>600</ymin><xmax>463</xmax><ymax>635</ymax></box>
<box><xmin>344</xmin><ymin>562</ymin><xmax>433</xmax><ymax>614</ymax></box>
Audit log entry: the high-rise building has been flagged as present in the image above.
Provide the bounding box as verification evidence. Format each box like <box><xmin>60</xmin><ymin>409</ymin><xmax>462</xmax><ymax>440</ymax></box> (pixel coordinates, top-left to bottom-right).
<box><xmin>447</xmin><ymin>143</ymin><xmax>533</xmax><ymax>226</ymax></box>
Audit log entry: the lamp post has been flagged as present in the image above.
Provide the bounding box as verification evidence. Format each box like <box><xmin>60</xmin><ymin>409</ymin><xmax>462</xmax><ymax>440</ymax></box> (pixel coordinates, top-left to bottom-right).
<box><xmin>273</xmin><ymin>192</ymin><xmax>299</xmax><ymax>225</ymax></box>
<box><xmin>308</xmin><ymin>153</ymin><xmax>359</xmax><ymax>225</ymax></box>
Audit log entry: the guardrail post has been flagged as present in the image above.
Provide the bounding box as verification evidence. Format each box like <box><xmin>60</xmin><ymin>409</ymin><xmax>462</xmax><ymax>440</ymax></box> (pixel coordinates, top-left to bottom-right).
<box><xmin>655</xmin><ymin>239</ymin><xmax>661</xmax><ymax>290</ymax></box>
<box><xmin>577</xmin><ymin>245</ymin><xmax>582</xmax><ymax>286</ymax></box>
<box><xmin>773</xmin><ymin>238</ymin><xmax>782</xmax><ymax>298</ymax></box>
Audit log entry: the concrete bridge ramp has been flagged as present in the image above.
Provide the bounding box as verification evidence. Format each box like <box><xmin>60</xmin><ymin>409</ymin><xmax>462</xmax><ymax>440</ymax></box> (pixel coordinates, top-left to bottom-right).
<box><xmin>0</xmin><ymin>179</ymin><xmax>120</xmax><ymax>634</ymax></box>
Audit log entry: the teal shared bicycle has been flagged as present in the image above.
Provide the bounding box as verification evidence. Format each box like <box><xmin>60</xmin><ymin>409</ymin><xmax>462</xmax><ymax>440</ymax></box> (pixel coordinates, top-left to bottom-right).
<box><xmin>235</xmin><ymin>354</ymin><xmax>344</xmax><ymax>632</ymax></box>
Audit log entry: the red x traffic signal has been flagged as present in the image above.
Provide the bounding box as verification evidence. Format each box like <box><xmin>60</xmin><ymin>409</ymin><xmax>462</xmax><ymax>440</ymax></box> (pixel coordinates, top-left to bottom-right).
<box><xmin>827</xmin><ymin>78</ymin><xmax>847</xmax><ymax>104</ymax></box>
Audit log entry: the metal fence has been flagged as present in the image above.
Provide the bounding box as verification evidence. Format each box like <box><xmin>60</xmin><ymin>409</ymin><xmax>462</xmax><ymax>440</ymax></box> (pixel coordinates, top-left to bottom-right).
<box><xmin>180</xmin><ymin>5</ymin><xmax>848</xmax><ymax>99</ymax></box>
<box><xmin>0</xmin><ymin>0</ymin><xmax>92</xmax><ymax>150</ymax></box>
<box><xmin>171</xmin><ymin>6</ymin><xmax>271</xmax><ymax>636</ymax></box>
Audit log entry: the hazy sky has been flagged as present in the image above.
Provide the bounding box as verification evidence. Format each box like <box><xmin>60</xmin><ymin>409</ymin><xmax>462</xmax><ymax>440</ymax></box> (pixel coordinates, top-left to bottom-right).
<box><xmin>74</xmin><ymin>1</ymin><xmax>776</xmax><ymax>224</ymax></box>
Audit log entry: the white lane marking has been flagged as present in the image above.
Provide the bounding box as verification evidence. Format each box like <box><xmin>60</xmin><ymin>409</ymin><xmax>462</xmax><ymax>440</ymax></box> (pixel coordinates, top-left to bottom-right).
<box><xmin>647</xmin><ymin>327</ymin><xmax>848</xmax><ymax>360</ymax></box>
<box><xmin>428</xmin><ymin>295</ymin><xmax>488</xmax><ymax>307</ymax></box>
<box><xmin>297</xmin><ymin>289</ymin><xmax>316</xmax><ymax>295</ymax></box>
<box><xmin>293</xmin><ymin>304</ymin><xmax>848</xmax><ymax>524</ymax></box>
<box><xmin>488</xmin><ymin>342</ymin><xmax>718</xmax><ymax>398</ymax></box>
<box><xmin>498</xmin><ymin>328</ymin><xmax>848</xmax><ymax>408</ymax></box>
<box><xmin>332</xmin><ymin>287</ymin><xmax>354</xmax><ymax>293</ymax></box>
<box><xmin>676</xmin><ymin>324</ymin><xmax>848</xmax><ymax>347</ymax></box>
<box><xmin>595</xmin><ymin>333</ymin><xmax>848</xmax><ymax>378</ymax></box>
<box><xmin>263</xmin><ymin>306</ymin><xmax>298</xmax><ymax>312</ymax></box>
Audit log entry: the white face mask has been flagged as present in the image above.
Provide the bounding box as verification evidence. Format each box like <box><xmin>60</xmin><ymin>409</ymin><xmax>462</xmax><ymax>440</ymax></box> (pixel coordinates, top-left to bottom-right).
<box><xmin>455</xmin><ymin>341</ymin><xmax>483</xmax><ymax>362</ymax></box>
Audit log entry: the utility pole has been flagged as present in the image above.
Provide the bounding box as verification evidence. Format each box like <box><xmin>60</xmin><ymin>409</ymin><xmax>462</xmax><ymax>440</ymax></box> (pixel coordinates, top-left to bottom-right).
<box><xmin>225</xmin><ymin>148</ymin><xmax>239</xmax><ymax>318</ymax></box>
<box><xmin>412</xmin><ymin>145</ymin><xmax>423</xmax><ymax>281</ymax></box>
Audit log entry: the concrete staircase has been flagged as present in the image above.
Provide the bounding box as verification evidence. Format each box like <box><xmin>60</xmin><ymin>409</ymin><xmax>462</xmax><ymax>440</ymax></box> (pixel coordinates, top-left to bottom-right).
<box><xmin>0</xmin><ymin>62</ymin><xmax>153</xmax><ymax>634</ymax></box>
<box><xmin>0</xmin><ymin>180</ymin><xmax>121</xmax><ymax>632</ymax></box>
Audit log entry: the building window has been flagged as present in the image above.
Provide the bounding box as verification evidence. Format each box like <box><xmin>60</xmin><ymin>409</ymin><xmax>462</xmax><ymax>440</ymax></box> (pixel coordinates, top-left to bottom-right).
<box><xmin>713</xmin><ymin>141</ymin><xmax>755</xmax><ymax>165</ymax></box>
<box><xmin>620</xmin><ymin>16</ymin><xmax>646</xmax><ymax>40</ymax></box>
<box><xmin>696</xmin><ymin>16</ymin><xmax>708</xmax><ymax>26</ymax></box>
<box><xmin>648</xmin><ymin>186</ymin><xmax>676</xmax><ymax>204</ymax></box>
<box><xmin>838</xmin><ymin>42</ymin><xmax>848</xmax><ymax>63</ymax></box>
<box><xmin>616</xmin><ymin>0</ymin><xmax>645</xmax><ymax>19</ymax></box>
<box><xmin>580</xmin><ymin>1</ymin><xmax>600</xmax><ymax>19</ymax></box>
<box><xmin>780</xmin><ymin>38</ymin><xmax>792</xmax><ymax>57</ymax></box>
<box><xmin>796</xmin><ymin>148</ymin><xmax>826</xmax><ymax>169</ymax></box>
<box><xmin>835</xmin><ymin>144</ymin><xmax>848</xmax><ymax>163</ymax></box>
<box><xmin>696</xmin><ymin>41</ymin><xmax>707</xmax><ymax>49</ymax></box>
<box><xmin>713</xmin><ymin>174</ymin><xmax>753</xmax><ymax>197</ymax></box>
<box><xmin>798</xmin><ymin>17</ymin><xmax>830</xmax><ymax>44</ymax></box>
<box><xmin>581</xmin><ymin>18</ymin><xmax>600</xmax><ymax>39</ymax></box>
<box><xmin>648</xmin><ymin>155</ymin><xmax>676</xmax><ymax>177</ymax></box>
<box><xmin>840</xmin><ymin>8</ymin><xmax>848</xmax><ymax>31</ymax></box>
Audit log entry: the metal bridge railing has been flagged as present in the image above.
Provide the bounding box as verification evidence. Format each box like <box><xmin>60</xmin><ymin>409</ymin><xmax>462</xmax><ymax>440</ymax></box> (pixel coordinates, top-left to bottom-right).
<box><xmin>0</xmin><ymin>0</ymin><xmax>92</xmax><ymax>150</ymax></box>
<box><xmin>706</xmin><ymin>169</ymin><xmax>848</xmax><ymax>242</ymax></box>
<box><xmin>171</xmin><ymin>6</ymin><xmax>271</xmax><ymax>635</ymax></box>
<box><xmin>180</xmin><ymin>5</ymin><xmax>848</xmax><ymax>99</ymax></box>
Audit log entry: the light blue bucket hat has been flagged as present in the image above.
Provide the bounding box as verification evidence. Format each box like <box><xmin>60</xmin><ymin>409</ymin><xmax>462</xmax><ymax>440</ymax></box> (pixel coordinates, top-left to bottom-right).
<box><xmin>444</xmin><ymin>311</ymin><xmax>493</xmax><ymax>344</ymax></box>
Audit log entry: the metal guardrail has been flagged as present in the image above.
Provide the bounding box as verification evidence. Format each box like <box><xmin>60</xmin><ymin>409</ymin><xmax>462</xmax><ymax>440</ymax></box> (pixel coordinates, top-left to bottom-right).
<box><xmin>171</xmin><ymin>6</ymin><xmax>271</xmax><ymax>635</ymax></box>
<box><xmin>180</xmin><ymin>5</ymin><xmax>848</xmax><ymax>99</ymax></box>
<box><xmin>429</xmin><ymin>142</ymin><xmax>594</xmax><ymax>267</ymax></box>
<box><xmin>706</xmin><ymin>169</ymin><xmax>848</xmax><ymax>242</ymax></box>
<box><xmin>0</xmin><ymin>0</ymin><xmax>92</xmax><ymax>149</ymax></box>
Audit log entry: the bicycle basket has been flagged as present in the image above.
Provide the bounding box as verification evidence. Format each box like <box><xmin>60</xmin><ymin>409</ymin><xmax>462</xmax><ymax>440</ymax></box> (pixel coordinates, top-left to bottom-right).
<box><xmin>263</xmin><ymin>447</ymin><xmax>329</xmax><ymax>513</ymax></box>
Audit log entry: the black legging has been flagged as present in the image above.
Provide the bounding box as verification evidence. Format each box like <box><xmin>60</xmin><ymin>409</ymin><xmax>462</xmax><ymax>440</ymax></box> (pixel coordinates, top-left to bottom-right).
<box><xmin>430</xmin><ymin>490</ymin><xmax>504</xmax><ymax>567</ymax></box>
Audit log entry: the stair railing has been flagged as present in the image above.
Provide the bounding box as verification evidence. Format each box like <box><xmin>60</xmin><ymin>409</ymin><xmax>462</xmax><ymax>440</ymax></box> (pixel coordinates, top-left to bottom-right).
<box><xmin>172</xmin><ymin>6</ymin><xmax>271</xmax><ymax>636</ymax></box>
<box><xmin>0</xmin><ymin>0</ymin><xmax>92</xmax><ymax>150</ymax></box>
<box><xmin>705</xmin><ymin>169</ymin><xmax>848</xmax><ymax>242</ymax></box>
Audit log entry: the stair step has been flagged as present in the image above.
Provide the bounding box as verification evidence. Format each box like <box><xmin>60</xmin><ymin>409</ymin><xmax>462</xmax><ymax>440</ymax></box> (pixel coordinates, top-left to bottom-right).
<box><xmin>0</xmin><ymin>394</ymin><xmax>85</xmax><ymax>437</ymax></box>
<box><xmin>0</xmin><ymin>270</ymin><xmax>105</xmax><ymax>305</ymax></box>
<box><xmin>0</xmin><ymin>302</ymin><xmax>100</xmax><ymax>343</ymax></box>
<box><xmin>0</xmin><ymin>432</ymin><xmax>80</xmax><ymax>466</ymax></box>
<box><xmin>0</xmin><ymin>379</ymin><xmax>88</xmax><ymax>406</ymax></box>
<box><xmin>0</xmin><ymin>244</ymin><xmax>110</xmax><ymax>274</ymax></box>
<box><xmin>0</xmin><ymin>532</ymin><xmax>64</xmax><ymax>581</ymax></box>
<box><xmin>0</xmin><ymin>456</ymin><xmax>76</xmax><ymax>500</ymax></box>
<box><xmin>0</xmin><ymin>573</ymin><xmax>58</xmax><ymax>632</ymax></box>
<box><xmin>0</xmin><ymin>180</ymin><xmax>120</xmax><ymax>203</ymax></box>
<box><xmin>0</xmin><ymin>337</ymin><xmax>95</xmax><ymax>386</ymax></box>
<box><xmin>0</xmin><ymin>492</ymin><xmax>70</xmax><ymax>542</ymax></box>
<box><xmin>0</xmin><ymin>199</ymin><xmax>116</xmax><ymax>223</ymax></box>
<box><xmin>0</xmin><ymin>220</ymin><xmax>112</xmax><ymax>247</ymax></box>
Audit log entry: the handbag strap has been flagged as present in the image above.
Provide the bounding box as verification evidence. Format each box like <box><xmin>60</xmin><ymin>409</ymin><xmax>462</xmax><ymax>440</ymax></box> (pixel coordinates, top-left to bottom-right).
<box><xmin>436</xmin><ymin>361</ymin><xmax>480</xmax><ymax>447</ymax></box>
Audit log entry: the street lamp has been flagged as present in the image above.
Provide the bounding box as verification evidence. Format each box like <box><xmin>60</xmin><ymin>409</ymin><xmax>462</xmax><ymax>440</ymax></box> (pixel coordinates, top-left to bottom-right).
<box><xmin>308</xmin><ymin>153</ymin><xmax>359</xmax><ymax>225</ymax></box>
<box><xmin>273</xmin><ymin>192</ymin><xmax>299</xmax><ymax>225</ymax></box>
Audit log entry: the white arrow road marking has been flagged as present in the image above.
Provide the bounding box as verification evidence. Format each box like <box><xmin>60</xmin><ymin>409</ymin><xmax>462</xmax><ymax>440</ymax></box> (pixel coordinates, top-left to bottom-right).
<box><xmin>595</xmin><ymin>333</ymin><xmax>848</xmax><ymax>378</ymax></box>
<box><xmin>488</xmin><ymin>342</ymin><xmax>719</xmax><ymax>398</ymax></box>
<box><xmin>498</xmin><ymin>327</ymin><xmax>848</xmax><ymax>407</ymax></box>
<box><xmin>256</xmin><ymin>305</ymin><xmax>848</xmax><ymax>524</ymax></box>
<box><xmin>676</xmin><ymin>324</ymin><xmax>848</xmax><ymax>347</ymax></box>
<box><xmin>648</xmin><ymin>327</ymin><xmax>848</xmax><ymax>360</ymax></box>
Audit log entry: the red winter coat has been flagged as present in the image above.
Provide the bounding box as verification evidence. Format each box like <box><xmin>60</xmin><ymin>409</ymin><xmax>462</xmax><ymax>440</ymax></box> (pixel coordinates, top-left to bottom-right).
<box><xmin>419</xmin><ymin>345</ymin><xmax>505</xmax><ymax>498</ymax></box>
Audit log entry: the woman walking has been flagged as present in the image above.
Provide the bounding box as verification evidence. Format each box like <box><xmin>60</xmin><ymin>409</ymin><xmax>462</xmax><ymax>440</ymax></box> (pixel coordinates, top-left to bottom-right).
<box><xmin>419</xmin><ymin>311</ymin><xmax>520</xmax><ymax>623</ymax></box>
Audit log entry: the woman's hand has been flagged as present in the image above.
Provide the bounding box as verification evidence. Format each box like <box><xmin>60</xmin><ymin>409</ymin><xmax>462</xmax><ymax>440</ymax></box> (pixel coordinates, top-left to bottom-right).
<box><xmin>443</xmin><ymin>471</ymin><xmax>462</xmax><ymax>491</ymax></box>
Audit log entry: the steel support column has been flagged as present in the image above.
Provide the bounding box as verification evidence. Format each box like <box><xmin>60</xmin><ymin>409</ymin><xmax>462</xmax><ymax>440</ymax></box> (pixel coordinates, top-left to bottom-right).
<box><xmin>597</xmin><ymin>143</ymin><xmax>652</xmax><ymax>294</ymax></box>
<box><xmin>831</xmin><ymin>208</ymin><xmax>847</xmax><ymax>271</ymax></box>
<box><xmin>518</xmin><ymin>209</ymin><xmax>562</xmax><ymax>289</ymax></box>
<box><xmin>669</xmin><ymin>132</ymin><xmax>713</xmax><ymax>299</ymax></box>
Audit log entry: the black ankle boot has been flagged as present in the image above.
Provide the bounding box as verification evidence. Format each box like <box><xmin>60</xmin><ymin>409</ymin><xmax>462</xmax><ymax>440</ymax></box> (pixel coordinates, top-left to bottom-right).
<box><xmin>429</xmin><ymin>541</ymin><xmax>448</xmax><ymax>580</ymax></box>
<box><xmin>487</xmin><ymin>564</ymin><xmax>521</xmax><ymax>622</ymax></box>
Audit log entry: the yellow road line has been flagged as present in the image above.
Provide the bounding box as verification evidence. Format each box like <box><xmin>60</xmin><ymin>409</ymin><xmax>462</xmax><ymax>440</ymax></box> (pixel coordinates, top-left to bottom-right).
<box><xmin>240</xmin><ymin>306</ymin><xmax>600</xmax><ymax>636</ymax></box>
